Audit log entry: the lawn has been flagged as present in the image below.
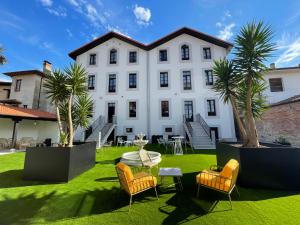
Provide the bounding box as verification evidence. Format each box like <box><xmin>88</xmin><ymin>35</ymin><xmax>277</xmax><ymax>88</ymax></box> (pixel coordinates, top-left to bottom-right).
<box><xmin>0</xmin><ymin>145</ymin><xmax>299</xmax><ymax>225</ymax></box>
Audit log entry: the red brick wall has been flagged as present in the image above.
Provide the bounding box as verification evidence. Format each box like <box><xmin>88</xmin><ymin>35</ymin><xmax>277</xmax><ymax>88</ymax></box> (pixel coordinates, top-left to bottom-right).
<box><xmin>256</xmin><ymin>101</ymin><xmax>300</xmax><ymax>147</ymax></box>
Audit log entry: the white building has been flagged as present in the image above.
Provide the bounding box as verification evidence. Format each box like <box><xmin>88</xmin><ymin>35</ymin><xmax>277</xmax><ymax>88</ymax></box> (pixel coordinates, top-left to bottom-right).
<box><xmin>263</xmin><ymin>63</ymin><xmax>300</xmax><ymax>104</ymax></box>
<box><xmin>69</xmin><ymin>27</ymin><xmax>237</xmax><ymax>148</ymax></box>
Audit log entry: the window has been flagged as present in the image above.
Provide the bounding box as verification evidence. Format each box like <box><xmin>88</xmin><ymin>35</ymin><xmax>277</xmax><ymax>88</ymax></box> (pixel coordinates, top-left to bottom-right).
<box><xmin>181</xmin><ymin>44</ymin><xmax>190</xmax><ymax>60</ymax></box>
<box><xmin>88</xmin><ymin>75</ymin><xmax>95</xmax><ymax>90</ymax></box>
<box><xmin>89</xmin><ymin>54</ymin><xmax>97</xmax><ymax>65</ymax></box>
<box><xmin>129</xmin><ymin>73</ymin><xmax>137</xmax><ymax>89</ymax></box>
<box><xmin>205</xmin><ymin>70</ymin><xmax>214</xmax><ymax>85</ymax></box>
<box><xmin>15</xmin><ymin>79</ymin><xmax>21</xmax><ymax>92</ymax></box>
<box><xmin>269</xmin><ymin>78</ymin><xmax>283</xmax><ymax>92</ymax></box>
<box><xmin>129</xmin><ymin>51</ymin><xmax>137</xmax><ymax>63</ymax></box>
<box><xmin>184</xmin><ymin>101</ymin><xmax>193</xmax><ymax>122</ymax></box>
<box><xmin>165</xmin><ymin>127</ymin><xmax>173</xmax><ymax>133</ymax></box>
<box><xmin>161</xmin><ymin>101</ymin><xmax>169</xmax><ymax>117</ymax></box>
<box><xmin>126</xmin><ymin>128</ymin><xmax>133</xmax><ymax>133</ymax></box>
<box><xmin>109</xmin><ymin>49</ymin><xmax>117</xmax><ymax>64</ymax></box>
<box><xmin>108</xmin><ymin>74</ymin><xmax>116</xmax><ymax>93</ymax></box>
<box><xmin>159</xmin><ymin>49</ymin><xmax>168</xmax><ymax>62</ymax></box>
<box><xmin>203</xmin><ymin>47</ymin><xmax>212</xmax><ymax>59</ymax></box>
<box><xmin>160</xmin><ymin>72</ymin><xmax>168</xmax><ymax>88</ymax></box>
<box><xmin>23</xmin><ymin>105</ymin><xmax>27</xmax><ymax>109</ymax></box>
<box><xmin>182</xmin><ymin>71</ymin><xmax>192</xmax><ymax>90</ymax></box>
<box><xmin>207</xmin><ymin>99</ymin><xmax>216</xmax><ymax>116</ymax></box>
<box><xmin>129</xmin><ymin>101</ymin><xmax>137</xmax><ymax>118</ymax></box>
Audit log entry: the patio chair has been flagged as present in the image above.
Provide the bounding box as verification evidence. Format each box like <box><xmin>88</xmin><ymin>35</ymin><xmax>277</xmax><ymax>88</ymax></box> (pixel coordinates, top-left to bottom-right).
<box><xmin>0</xmin><ymin>138</ymin><xmax>9</xmax><ymax>149</ymax></box>
<box><xmin>18</xmin><ymin>137</ymin><xmax>36</xmax><ymax>150</ymax></box>
<box><xmin>139</xmin><ymin>149</ymin><xmax>158</xmax><ymax>174</ymax></box>
<box><xmin>117</xmin><ymin>137</ymin><xmax>125</xmax><ymax>146</ymax></box>
<box><xmin>115</xmin><ymin>162</ymin><xmax>158</xmax><ymax>210</ymax></box>
<box><xmin>196</xmin><ymin>159</ymin><xmax>240</xmax><ymax>210</ymax></box>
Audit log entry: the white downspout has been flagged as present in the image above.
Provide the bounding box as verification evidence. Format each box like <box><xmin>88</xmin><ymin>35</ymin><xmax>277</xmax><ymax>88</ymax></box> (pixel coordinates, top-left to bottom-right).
<box><xmin>146</xmin><ymin>51</ymin><xmax>151</xmax><ymax>141</ymax></box>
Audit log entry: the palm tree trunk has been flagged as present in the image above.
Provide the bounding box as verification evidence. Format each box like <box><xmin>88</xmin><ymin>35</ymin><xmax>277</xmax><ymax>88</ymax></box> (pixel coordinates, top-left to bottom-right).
<box><xmin>245</xmin><ymin>78</ymin><xmax>259</xmax><ymax>147</ymax></box>
<box><xmin>229</xmin><ymin>95</ymin><xmax>248</xmax><ymax>145</ymax></box>
<box><xmin>68</xmin><ymin>94</ymin><xmax>74</xmax><ymax>147</ymax></box>
<box><xmin>56</xmin><ymin>105</ymin><xmax>63</xmax><ymax>135</ymax></box>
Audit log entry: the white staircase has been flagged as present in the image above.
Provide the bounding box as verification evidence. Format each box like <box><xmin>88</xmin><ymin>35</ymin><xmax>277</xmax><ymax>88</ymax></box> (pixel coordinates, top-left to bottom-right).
<box><xmin>85</xmin><ymin>115</ymin><xmax>116</xmax><ymax>147</ymax></box>
<box><xmin>183</xmin><ymin>114</ymin><xmax>216</xmax><ymax>149</ymax></box>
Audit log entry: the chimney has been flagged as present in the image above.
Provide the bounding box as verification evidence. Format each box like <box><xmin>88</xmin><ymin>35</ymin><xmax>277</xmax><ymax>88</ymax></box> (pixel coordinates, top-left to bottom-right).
<box><xmin>43</xmin><ymin>60</ymin><xmax>52</xmax><ymax>74</ymax></box>
<box><xmin>270</xmin><ymin>63</ymin><xmax>275</xmax><ymax>69</ymax></box>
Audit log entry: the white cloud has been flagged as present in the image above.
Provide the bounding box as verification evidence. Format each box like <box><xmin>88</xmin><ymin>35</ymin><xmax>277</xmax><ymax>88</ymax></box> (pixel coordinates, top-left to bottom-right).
<box><xmin>217</xmin><ymin>23</ymin><xmax>235</xmax><ymax>41</ymax></box>
<box><xmin>86</xmin><ymin>3</ymin><xmax>106</xmax><ymax>26</ymax></box>
<box><xmin>216</xmin><ymin>22</ymin><xmax>222</xmax><ymax>27</ymax></box>
<box><xmin>224</xmin><ymin>10</ymin><xmax>231</xmax><ymax>18</ymax></box>
<box><xmin>106</xmin><ymin>25</ymin><xmax>130</xmax><ymax>37</ymax></box>
<box><xmin>47</xmin><ymin>7</ymin><xmax>67</xmax><ymax>17</ymax></box>
<box><xmin>133</xmin><ymin>5</ymin><xmax>151</xmax><ymax>26</ymax></box>
<box><xmin>67</xmin><ymin>0</ymin><xmax>80</xmax><ymax>7</ymax></box>
<box><xmin>275</xmin><ymin>33</ymin><xmax>300</xmax><ymax>65</ymax></box>
<box><xmin>39</xmin><ymin>0</ymin><xmax>53</xmax><ymax>7</ymax></box>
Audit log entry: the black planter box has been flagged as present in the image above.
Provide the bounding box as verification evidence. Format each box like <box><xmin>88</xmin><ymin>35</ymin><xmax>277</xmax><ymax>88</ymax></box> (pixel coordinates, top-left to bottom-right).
<box><xmin>216</xmin><ymin>142</ymin><xmax>300</xmax><ymax>190</ymax></box>
<box><xmin>23</xmin><ymin>142</ymin><xmax>96</xmax><ymax>182</ymax></box>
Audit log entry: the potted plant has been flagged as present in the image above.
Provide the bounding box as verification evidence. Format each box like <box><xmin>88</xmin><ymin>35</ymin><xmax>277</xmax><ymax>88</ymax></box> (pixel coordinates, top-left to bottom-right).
<box><xmin>23</xmin><ymin>63</ymin><xmax>96</xmax><ymax>182</ymax></box>
<box><xmin>213</xmin><ymin>21</ymin><xmax>300</xmax><ymax>190</ymax></box>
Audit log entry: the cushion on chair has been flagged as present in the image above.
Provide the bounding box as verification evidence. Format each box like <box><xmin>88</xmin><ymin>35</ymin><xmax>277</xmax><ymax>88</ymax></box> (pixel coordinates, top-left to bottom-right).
<box><xmin>129</xmin><ymin>176</ymin><xmax>157</xmax><ymax>194</ymax></box>
<box><xmin>116</xmin><ymin>162</ymin><xmax>134</xmax><ymax>182</ymax></box>
<box><xmin>196</xmin><ymin>171</ymin><xmax>231</xmax><ymax>192</ymax></box>
<box><xmin>220</xmin><ymin>159</ymin><xmax>239</xmax><ymax>179</ymax></box>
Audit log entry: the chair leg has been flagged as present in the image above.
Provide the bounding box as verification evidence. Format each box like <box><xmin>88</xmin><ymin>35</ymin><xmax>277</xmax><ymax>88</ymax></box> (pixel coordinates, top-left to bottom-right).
<box><xmin>196</xmin><ymin>184</ymin><xmax>200</xmax><ymax>197</ymax></box>
<box><xmin>154</xmin><ymin>187</ymin><xmax>159</xmax><ymax>200</ymax></box>
<box><xmin>228</xmin><ymin>193</ymin><xmax>232</xmax><ymax>210</ymax></box>
<box><xmin>129</xmin><ymin>195</ymin><xmax>133</xmax><ymax>210</ymax></box>
<box><xmin>235</xmin><ymin>186</ymin><xmax>240</xmax><ymax>197</ymax></box>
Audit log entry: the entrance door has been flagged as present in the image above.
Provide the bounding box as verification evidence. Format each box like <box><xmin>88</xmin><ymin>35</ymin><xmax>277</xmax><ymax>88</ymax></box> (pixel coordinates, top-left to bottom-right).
<box><xmin>107</xmin><ymin>103</ymin><xmax>115</xmax><ymax>123</ymax></box>
<box><xmin>184</xmin><ymin>101</ymin><xmax>193</xmax><ymax>122</ymax></box>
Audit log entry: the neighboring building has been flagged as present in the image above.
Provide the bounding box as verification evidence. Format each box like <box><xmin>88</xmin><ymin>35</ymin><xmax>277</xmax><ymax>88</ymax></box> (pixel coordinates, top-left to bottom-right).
<box><xmin>0</xmin><ymin>81</ymin><xmax>11</xmax><ymax>100</ymax></box>
<box><xmin>69</xmin><ymin>27</ymin><xmax>237</xmax><ymax>148</ymax></box>
<box><xmin>263</xmin><ymin>63</ymin><xmax>300</xmax><ymax>104</ymax></box>
<box><xmin>256</xmin><ymin>95</ymin><xmax>300</xmax><ymax>147</ymax></box>
<box><xmin>3</xmin><ymin>61</ymin><xmax>54</xmax><ymax>112</ymax></box>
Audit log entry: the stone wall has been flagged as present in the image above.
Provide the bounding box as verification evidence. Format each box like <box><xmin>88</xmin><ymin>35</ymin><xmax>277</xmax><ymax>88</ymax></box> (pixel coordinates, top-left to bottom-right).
<box><xmin>256</xmin><ymin>101</ymin><xmax>300</xmax><ymax>147</ymax></box>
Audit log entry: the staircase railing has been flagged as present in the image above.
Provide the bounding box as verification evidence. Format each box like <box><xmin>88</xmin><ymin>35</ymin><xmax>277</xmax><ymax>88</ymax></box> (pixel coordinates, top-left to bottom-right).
<box><xmin>182</xmin><ymin>115</ymin><xmax>193</xmax><ymax>147</ymax></box>
<box><xmin>195</xmin><ymin>113</ymin><xmax>210</xmax><ymax>137</ymax></box>
<box><xmin>85</xmin><ymin>115</ymin><xmax>105</xmax><ymax>140</ymax></box>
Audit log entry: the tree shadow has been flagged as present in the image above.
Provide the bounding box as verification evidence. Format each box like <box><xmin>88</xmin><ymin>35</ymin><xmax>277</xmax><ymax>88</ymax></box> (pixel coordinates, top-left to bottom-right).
<box><xmin>0</xmin><ymin>170</ymin><xmax>55</xmax><ymax>188</ymax></box>
<box><xmin>95</xmin><ymin>176</ymin><xmax>118</xmax><ymax>182</ymax></box>
<box><xmin>0</xmin><ymin>191</ymin><xmax>56</xmax><ymax>225</ymax></box>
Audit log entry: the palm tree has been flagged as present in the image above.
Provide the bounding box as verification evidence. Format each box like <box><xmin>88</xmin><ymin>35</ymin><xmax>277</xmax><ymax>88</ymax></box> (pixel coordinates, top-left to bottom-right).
<box><xmin>234</xmin><ymin>21</ymin><xmax>275</xmax><ymax>147</ymax></box>
<box><xmin>0</xmin><ymin>47</ymin><xmax>7</xmax><ymax>65</ymax></box>
<box><xmin>64</xmin><ymin>63</ymin><xmax>88</xmax><ymax>147</ymax></box>
<box><xmin>43</xmin><ymin>70</ymin><xmax>67</xmax><ymax>137</ymax></box>
<box><xmin>213</xmin><ymin>59</ymin><xmax>248</xmax><ymax>145</ymax></box>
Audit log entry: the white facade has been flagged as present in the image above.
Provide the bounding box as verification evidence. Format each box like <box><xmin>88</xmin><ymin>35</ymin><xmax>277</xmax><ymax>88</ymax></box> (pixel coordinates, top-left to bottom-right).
<box><xmin>74</xmin><ymin>29</ymin><xmax>236</xmax><ymax>142</ymax></box>
<box><xmin>263</xmin><ymin>66</ymin><xmax>300</xmax><ymax>104</ymax></box>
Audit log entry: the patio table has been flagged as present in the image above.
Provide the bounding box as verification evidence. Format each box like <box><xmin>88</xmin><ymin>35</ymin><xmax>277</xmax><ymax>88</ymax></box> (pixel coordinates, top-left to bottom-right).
<box><xmin>158</xmin><ymin>167</ymin><xmax>183</xmax><ymax>191</ymax></box>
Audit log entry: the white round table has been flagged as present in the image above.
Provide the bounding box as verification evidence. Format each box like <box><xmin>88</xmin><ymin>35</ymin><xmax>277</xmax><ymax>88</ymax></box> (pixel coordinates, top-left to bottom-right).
<box><xmin>172</xmin><ymin>136</ymin><xmax>184</xmax><ymax>155</ymax></box>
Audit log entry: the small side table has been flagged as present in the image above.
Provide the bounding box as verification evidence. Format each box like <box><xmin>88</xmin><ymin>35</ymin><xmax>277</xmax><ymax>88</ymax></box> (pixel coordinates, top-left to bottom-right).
<box><xmin>158</xmin><ymin>167</ymin><xmax>183</xmax><ymax>191</ymax></box>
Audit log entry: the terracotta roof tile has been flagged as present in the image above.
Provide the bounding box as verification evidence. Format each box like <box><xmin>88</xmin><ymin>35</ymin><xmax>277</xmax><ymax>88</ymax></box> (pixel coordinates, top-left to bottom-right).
<box><xmin>0</xmin><ymin>105</ymin><xmax>57</xmax><ymax>121</ymax></box>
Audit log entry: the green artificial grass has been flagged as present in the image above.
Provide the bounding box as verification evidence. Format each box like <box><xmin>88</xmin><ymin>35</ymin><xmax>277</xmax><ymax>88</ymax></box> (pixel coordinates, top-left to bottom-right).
<box><xmin>0</xmin><ymin>145</ymin><xmax>299</xmax><ymax>225</ymax></box>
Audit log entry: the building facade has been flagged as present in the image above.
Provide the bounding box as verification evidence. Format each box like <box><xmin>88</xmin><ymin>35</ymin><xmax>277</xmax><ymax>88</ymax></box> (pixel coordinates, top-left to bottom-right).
<box><xmin>70</xmin><ymin>28</ymin><xmax>237</xmax><ymax>146</ymax></box>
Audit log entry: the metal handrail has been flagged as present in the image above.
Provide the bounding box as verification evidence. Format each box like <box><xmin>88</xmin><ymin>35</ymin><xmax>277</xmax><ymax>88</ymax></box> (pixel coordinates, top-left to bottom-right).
<box><xmin>195</xmin><ymin>113</ymin><xmax>210</xmax><ymax>137</ymax></box>
<box><xmin>85</xmin><ymin>115</ymin><xmax>105</xmax><ymax>140</ymax></box>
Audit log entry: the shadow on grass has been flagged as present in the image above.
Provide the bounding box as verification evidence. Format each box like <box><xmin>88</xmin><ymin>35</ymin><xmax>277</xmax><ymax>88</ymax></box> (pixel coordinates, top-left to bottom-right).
<box><xmin>144</xmin><ymin>144</ymin><xmax>216</xmax><ymax>155</ymax></box>
<box><xmin>95</xmin><ymin>176</ymin><xmax>118</xmax><ymax>182</ymax></box>
<box><xmin>0</xmin><ymin>170</ymin><xmax>54</xmax><ymax>188</ymax></box>
<box><xmin>0</xmin><ymin>188</ymin><xmax>130</xmax><ymax>225</ymax></box>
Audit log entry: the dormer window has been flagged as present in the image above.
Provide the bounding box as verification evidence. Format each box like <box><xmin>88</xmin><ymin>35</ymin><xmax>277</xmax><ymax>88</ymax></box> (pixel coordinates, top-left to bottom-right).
<box><xmin>110</xmin><ymin>49</ymin><xmax>117</xmax><ymax>64</ymax></box>
<box><xmin>181</xmin><ymin>45</ymin><xmax>190</xmax><ymax>60</ymax></box>
<box><xmin>89</xmin><ymin>53</ymin><xmax>97</xmax><ymax>65</ymax></box>
<box><xmin>203</xmin><ymin>47</ymin><xmax>212</xmax><ymax>59</ymax></box>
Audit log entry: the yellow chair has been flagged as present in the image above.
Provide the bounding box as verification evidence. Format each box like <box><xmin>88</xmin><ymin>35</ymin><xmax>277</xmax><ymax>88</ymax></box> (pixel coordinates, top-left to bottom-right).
<box><xmin>196</xmin><ymin>159</ymin><xmax>240</xmax><ymax>209</ymax></box>
<box><xmin>115</xmin><ymin>162</ymin><xmax>158</xmax><ymax>209</ymax></box>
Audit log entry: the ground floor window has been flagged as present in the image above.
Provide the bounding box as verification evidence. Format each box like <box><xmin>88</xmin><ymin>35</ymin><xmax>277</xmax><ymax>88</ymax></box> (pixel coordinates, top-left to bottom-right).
<box><xmin>129</xmin><ymin>101</ymin><xmax>137</xmax><ymax>118</ymax></box>
<box><xmin>161</xmin><ymin>101</ymin><xmax>169</xmax><ymax>117</ymax></box>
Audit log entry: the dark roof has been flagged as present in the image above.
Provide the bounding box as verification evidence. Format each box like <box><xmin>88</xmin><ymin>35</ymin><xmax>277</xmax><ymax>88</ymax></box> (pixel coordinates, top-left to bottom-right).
<box><xmin>69</xmin><ymin>27</ymin><xmax>233</xmax><ymax>60</ymax></box>
<box><xmin>3</xmin><ymin>70</ymin><xmax>45</xmax><ymax>78</ymax></box>
<box><xmin>271</xmin><ymin>95</ymin><xmax>300</xmax><ymax>107</ymax></box>
<box><xmin>0</xmin><ymin>104</ymin><xmax>57</xmax><ymax>121</ymax></box>
<box><xmin>0</xmin><ymin>99</ymin><xmax>21</xmax><ymax>105</ymax></box>
<box><xmin>0</xmin><ymin>81</ymin><xmax>11</xmax><ymax>86</ymax></box>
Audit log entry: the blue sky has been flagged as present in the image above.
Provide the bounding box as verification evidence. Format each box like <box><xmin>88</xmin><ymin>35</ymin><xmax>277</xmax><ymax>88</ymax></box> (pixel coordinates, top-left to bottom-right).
<box><xmin>1</xmin><ymin>0</ymin><xmax>300</xmax><ymax>82</ymax></box>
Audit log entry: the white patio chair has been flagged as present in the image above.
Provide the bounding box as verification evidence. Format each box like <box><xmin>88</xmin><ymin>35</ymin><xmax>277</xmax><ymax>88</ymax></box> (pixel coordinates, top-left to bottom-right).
<box><xmin>139</xmin><ymin>149</ymin><xmax>158</xmax><ymax>174</ymax></box>
<box><xmin>117</xmin><ymin>137</ymin><xmax>125</xmax><ymax>146</ymax></box>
